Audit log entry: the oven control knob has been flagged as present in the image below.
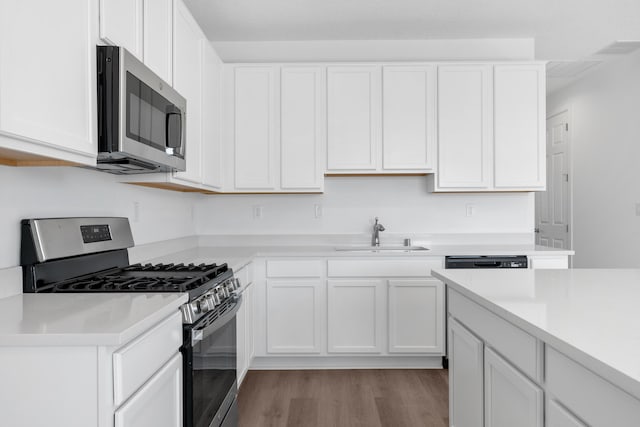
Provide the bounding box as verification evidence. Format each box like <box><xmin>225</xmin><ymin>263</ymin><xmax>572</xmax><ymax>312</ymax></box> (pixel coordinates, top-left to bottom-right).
<box><xmin>212</xmin><ymin>291</ymin><xmax>221</xmax><ymax>305</ymax></box>
<box><xmin>234</xmin><ymin>278</ymin><xmax>241</xmax><ymax>290</ymax></box>
<box><xmin>191</xmin><ymin>301</ymin><xmax>201</xmax><ymax>315</ymax></box>
<box><xmin>202</xmin><ymin>296</ymin><xmax>215</xmax><ymax>312</ymax></box>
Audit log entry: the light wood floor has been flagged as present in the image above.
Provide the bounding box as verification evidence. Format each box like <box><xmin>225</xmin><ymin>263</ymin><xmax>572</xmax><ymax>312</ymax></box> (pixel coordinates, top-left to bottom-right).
<box><xmin>238</xmin><ymin>369</ymin><xmax>449</xmax><ymax>427</ymax></box>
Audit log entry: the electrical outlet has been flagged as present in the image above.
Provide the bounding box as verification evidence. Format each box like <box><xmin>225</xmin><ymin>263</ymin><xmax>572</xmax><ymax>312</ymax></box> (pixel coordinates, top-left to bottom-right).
<box><xmin>466</xmin><ymin>204</ymin><xmax>476</xmax><ymax>217</ymax></box>
<box><xmin>253</xmin><ymin>205</ymin><xmax>263</xmax><ymax>220</ymax></box>
<box><xmin>314</xmin><ymin>204</ymin><xmax>323</xmax><ymax>219</ymax></box>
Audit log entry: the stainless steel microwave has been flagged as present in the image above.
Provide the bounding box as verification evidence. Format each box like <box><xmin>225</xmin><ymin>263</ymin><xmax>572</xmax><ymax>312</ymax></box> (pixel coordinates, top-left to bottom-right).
<box><xmin>96</xmin><ymin>46</ymin><xmax>186</xmax><ymax>174</ymax></box>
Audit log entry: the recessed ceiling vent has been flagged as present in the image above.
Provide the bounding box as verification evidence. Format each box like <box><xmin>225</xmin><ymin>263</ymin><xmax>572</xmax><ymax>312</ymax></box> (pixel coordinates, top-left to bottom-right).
<box><xmin>546</xmin><ymin>61</ymin><xmax>603</xmax><ymax>78</ymax></box>
<box><xmin>595</xmin><ymin>41</ymin><xmax>640</xmax><ymax>55</ymax></box>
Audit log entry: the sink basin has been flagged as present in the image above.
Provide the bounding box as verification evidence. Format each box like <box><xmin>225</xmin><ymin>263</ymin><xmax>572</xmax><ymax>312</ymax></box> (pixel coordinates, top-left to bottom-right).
<box><xmin>335</xmin><ymin>245</ymin><xmax>430</xmax><ymax>252</ymax></box>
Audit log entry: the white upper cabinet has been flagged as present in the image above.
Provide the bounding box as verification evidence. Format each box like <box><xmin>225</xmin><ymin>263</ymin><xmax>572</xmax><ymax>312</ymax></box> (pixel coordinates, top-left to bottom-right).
<box><xmin>172</xmin><ymin>0</ymin><xmax>204</xmax><ymax>184</ymax></box>
<box><xmin>436</xmin><ymin>64</ymin><xmax>493</xmax><ymax>190</ymax></box>
<box><xmin>232</xmin><ymin>66</ymin><xmax>278</xmax><ymax>190</ymax></box>
<box><xmin>430</xmin><ymin>63</ymin><xmax>546</xmax><ymax>192</ymax></box>
<box><xmin>326</xmin><ymin>66</ymin><xmax>381</xmax><ymax>171</ymax></box>
<box><xmin>382</xmin><ymin>66</ymin><xmax>436</xmax><ymax>171</ymax></box>
<box><xmin>99</xmin><ymin>0</ymin><xmax>144</xmax><ymax>59</ymax></box>
<box><xmin>143</xmin><ymin>0</ymin><xmax>174</xmax><ymax>84</ymax></box>
<box><xmin>201</xmin><ymin>42</ymin><xmax>224</xmax><ymax>190</ymax></box>
<box><xmin>280</xmin><ymin>67</ymin><xmax>325</xmax><ymax>191</ymax></box>
<box><xmin>224</xmin><ymin>65</ymin><xmax>324</xmax><ymax>193</ymax></box>
<box><xmin>0</xmin><ymin>0</ymin><xmax>98</xmax><ymax>166</ymax></box>
<box><xmin>494</xmin><ymin>64</ymin><xmax>545</xmax><ymax>190</ymax></box>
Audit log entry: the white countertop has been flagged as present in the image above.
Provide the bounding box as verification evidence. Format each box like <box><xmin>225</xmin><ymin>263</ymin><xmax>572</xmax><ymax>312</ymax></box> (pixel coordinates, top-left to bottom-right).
<box><xmin>0</xmin><ymin>293</ymin><xmax>187</xmax><ymax>346</ymax></box>
<box><xmin>144</xmin><ymin>243</ymin><xmax>573</xmax><ymax>271</ymax></box>
<box><xmin>432</xmin><ymin>268</ymin><xmax>640</xmax><ymax>400</ymax></box>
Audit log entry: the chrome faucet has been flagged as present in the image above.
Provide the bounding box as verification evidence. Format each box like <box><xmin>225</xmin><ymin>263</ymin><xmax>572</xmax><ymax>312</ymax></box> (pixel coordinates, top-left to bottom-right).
<box><xmin>371</xmin><ymin>217</ymin><xmax>386</xmax><ymax>246</ymax></box>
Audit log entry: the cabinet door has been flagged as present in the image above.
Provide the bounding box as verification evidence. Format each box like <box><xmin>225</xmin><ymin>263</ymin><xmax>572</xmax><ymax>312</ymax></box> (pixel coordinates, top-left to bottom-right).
<box><xmin>382</xmin><ymin>66</ymin><xmax>436</xmax><ymax>170</ymax></box>
<box><xmin>245</xmin><ymin>282</ymin><xmax>255</xmax><ymax>365</ymax></box>
<box><xmin>99</xmin><ymin>0</ymin><xmax>143</xmax><ymax>59</ymax></box>
<box><xmin>114</xmin><ymin>353</ymin><xmax>182</xmax><ymax>427</ymax></box>
<box><xmin>448</xmin><ymin>318</ymin><xmax>484</xmax><ymax>427</ymax></box>
<box><xmin>388</xmin><ymin>279</ymin><xmax>443</xmax><ymax>354</ymax></box>
<box><xmin>280</xmin><ymin>67</ymin><xmax>325</xmax><ymax>191</ymax></box>
<box><xmin>437</xmin><ymin>65</ymin><xmax>492</xmax><ymax>189</ymax></box>
<box><xmin>327</xmin><ymin>279</ymin><xmax>385</xmax><ymax>353</ymax></box>
<box><xmin>484</xmin><ymin>347</ymin><xmax>543</xmax><ymax>427</ymax></box>
<box><xmin>201</xmin><ymin>42</ymin><xmax>224</xmax><ymax>190</ymax></box>
<box><xmin>547</xmin><ymin>399</ymin><xmax>587</xmax><ymax>427</ymax></box>
<box><xmin>233</xmin><ymin>67</ymin><xmax>277</xmax><ymax>190</ymax></box>
<box><xmin>266</xmin><ymin>279</ymin><xmax>322</xmax><ymax>353</ymax></box>
<box><xmin>143</xmin><ymin>0</ymin><xmax>173</xmax><ymax>84</ymax></box>
<box><xmin>327</xmin><ymin>66</ymin><xmax>381</xmax><ymax>171</ymax></box>
<box><xmin>173</xmin><ymin>0</ymin><xmax>204</xmax><ymax>184</ymax></box>
<box><xmin>0</xmin><ymin>0</ymin><xmax>98</xmax><ymax>164</ymax></box>
<box><xmin>494</xmin><ymin>64</ymin><xmax>545</xmax><ymax>190</ymax></box>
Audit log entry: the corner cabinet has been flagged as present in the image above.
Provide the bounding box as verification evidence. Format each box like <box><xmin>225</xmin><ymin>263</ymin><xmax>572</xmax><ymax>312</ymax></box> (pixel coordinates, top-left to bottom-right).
<box><xmin>429</xmin><ymin>63</ymin><xmax>546</xmax><ymax>192</ymax></box>
<box><xmin>0</xmin><ymin>0</ymin><xmax>99</xmax><ymax>166</ymax></box>
<box><xmin>222</xmin><ymin>65</ymin><xmax>325</xmax><ymax>193</ymax></box>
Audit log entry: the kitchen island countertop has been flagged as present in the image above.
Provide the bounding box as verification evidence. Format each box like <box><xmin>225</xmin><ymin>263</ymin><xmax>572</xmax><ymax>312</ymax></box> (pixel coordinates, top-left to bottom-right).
<box><xmin>432</xmin><ymin>268</ymin><xmax>640</xmax><ymax>400</ymax></box>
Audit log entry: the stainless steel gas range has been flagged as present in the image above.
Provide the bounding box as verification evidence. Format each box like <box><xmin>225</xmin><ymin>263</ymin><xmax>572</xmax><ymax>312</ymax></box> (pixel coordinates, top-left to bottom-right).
<box><xmin>20</xmin><ymin>217</ymin><xmax>241</xmax><ymax>427</ymax></box>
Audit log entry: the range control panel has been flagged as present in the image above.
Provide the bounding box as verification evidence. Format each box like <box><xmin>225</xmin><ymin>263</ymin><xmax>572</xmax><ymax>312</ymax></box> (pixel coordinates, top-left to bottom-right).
<box><xmin>80</xmin><ymin>224</ymin><xmax>112</xmax><ymax>243</ymax></box>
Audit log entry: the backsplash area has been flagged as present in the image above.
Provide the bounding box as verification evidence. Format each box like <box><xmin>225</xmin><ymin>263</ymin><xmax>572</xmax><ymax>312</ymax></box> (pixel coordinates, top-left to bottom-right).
<box><xmin>195</xmin><ymin>176</ymin><xmax>535</xmax><ymax>237</ymax></box>
<box><xmin>0</xmin><ymin>165</ymin><xmax>198</xmax><ymax>269</ymax></box>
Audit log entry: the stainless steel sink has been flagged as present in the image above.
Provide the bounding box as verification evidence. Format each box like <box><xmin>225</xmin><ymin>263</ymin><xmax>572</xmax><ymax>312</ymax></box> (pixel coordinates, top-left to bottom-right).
<box><xmin>335</xmin><ymin>245</ymin><xmax>430</xmax><ymax>252</ymax></box>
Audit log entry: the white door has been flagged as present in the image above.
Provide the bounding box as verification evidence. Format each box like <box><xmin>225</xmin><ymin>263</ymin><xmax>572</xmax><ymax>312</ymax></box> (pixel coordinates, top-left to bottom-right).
<box><xmin>266</xmin><ymin>279</ymin><xmax>322</xmax><ymax>353</ymax></box>
<box><xmin>326</xmin><ymin>66</ymin><xmax>381</xmax><ymax>171</ymax></box>
<box><xmin>448</xmin><ymin>318</ymin><xmax>484</xmax><ymax>427</ymax></box>
<box><xmin>388</xmin><ymin>279</ymin><xmax>444</xmax><ymax>353</ymax></box>
<box><xmin>201</xmin><ymin>41</ymin><xmax>224</xmax><ymax>190</ymax></box>
<box><xmin>280</xmin><ymin>67</ymin><xmax>325</xmax><ymax>190</ymax></box>
<box><xmin>484</xmin><ymin>348</ymin><xmax>543</xmax><ymax>427</ymax></box>
<box><xmin>143</xmin><ymin>0</ymin><xmax>173</xmax><ymax>84</ymax></box>
<box><xmin>436</xmin><ymin>65</ymin><xmax>492</xmax><ymax>189</ymax></box>
<box><xmin>536</xmin><ymin>111</ymin><xmax>570</xmax><ymax>249</ymax></box>
<box><xmin>327</xmin><ymin>279</ymin><xmax>385</xmax><ymax>353</ymax></box>
<box><xmin>232</xmin><ymin>66</ymin><xmax>277</xmax><ymax>190</ymax></box>
<box><xmin>382</xmin><ymin>66</ymin><xmax>436</xmax><ymax>171</ymax></box>
<box><xmin>99</xmin><ymin>0</ymin><xmax>144</xmax><ymax>59</ymax></box>
<box><xmin>173</xmin><ymin>0</ymin><xmax>204</xmax><ymax>184</ymax></box>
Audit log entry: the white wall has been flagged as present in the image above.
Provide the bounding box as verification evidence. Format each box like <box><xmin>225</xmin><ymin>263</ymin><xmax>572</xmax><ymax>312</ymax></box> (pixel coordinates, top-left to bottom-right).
<box><xmin>195</xmin><ymin>176</ymin><xmax>534</xmax><ymax>237</ymax></box>
<box><xmin>548</xmin><ymin>50</ymin><xmax>640</xmax><ymax>267</ymax></box>
<box><xmin>0</xmin><ymin>165</ymin><xmax>198</xmax><ymax>269</ymax></box>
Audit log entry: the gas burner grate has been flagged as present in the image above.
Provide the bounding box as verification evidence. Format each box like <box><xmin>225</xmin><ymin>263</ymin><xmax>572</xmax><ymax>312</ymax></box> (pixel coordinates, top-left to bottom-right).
<box><xmin>49</xmin><ymin>262</ymin><xmax>229</xmax><ymax>294</ymax></box>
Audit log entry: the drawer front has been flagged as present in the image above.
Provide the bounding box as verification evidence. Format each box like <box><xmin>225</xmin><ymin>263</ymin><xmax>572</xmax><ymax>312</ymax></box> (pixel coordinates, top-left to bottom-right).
<box><xmin>113</xmin><ymin>311</ymin><xmax>182</xmax><ymax>406</ymax></box>
<box><xmin>114</xmin><ymin>353</ymin><xmax>182</xmax><ymax>427</ymax></box>
<box><xmin>266</xmin><ymin>259</ymin><xmax>323</xmax><ymax>277</ymax></box>
<box><xmin>328</xmin><ymin>258</ymin><xmax>442</xmax><ymax>277</ymax></box>
<box><xmin>448</xmin><ymin>288</ymin><xmax>541</xmax><ymax>381</ymax></box>
<box><xmin>546</xmin><ymin>347</ymin><xmax>640</xmax><ymax>426</ymax></box>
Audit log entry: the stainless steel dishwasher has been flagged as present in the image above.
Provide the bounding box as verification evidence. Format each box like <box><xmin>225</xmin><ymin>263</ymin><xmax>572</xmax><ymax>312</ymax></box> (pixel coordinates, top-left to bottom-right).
<box><xmin>441</xmin><ymin>255</ymin><xmax>528</xmax><ymax>368</ymax></box>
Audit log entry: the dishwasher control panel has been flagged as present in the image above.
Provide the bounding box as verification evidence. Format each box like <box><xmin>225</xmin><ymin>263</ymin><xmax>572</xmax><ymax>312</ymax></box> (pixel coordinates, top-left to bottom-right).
<box><xmin>445</xmin><ymin>255</ymin><xmax>528</xmax><ymax>269</ymax></box>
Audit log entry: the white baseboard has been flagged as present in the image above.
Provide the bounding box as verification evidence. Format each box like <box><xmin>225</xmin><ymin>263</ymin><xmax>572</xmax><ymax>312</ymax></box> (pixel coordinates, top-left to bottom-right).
<box><xmin>249</xmin><ymin>355</ymin><xmax>444</xmax><ymax>370</ymax></box>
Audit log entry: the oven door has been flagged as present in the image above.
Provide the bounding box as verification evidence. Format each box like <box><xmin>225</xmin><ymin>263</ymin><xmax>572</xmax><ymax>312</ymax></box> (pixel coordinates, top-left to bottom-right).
<box><xmin>183</xmin><ymin>296</ymin><xmax>241</xmax><ymax>427</ymax></box>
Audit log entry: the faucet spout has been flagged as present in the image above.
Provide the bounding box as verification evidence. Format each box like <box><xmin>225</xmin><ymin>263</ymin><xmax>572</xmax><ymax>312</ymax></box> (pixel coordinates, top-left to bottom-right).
<box><xmin>371</xmin><ymin>217</ymin><xmax>386</xmax><ymax>246</ymax></box>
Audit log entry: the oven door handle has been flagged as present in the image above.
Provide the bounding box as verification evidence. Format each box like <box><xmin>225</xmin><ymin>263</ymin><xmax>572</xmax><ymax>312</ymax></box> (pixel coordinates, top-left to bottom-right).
<box><xmin>194</xmin><ymin>295</ymin><xmax>243</xmax><ymax>341</ymax></box>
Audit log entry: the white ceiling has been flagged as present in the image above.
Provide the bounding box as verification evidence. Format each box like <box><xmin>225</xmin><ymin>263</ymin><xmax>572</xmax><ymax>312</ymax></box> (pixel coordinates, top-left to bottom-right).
<box><xmin>184</xmin><ymin>0</ymin><xmax>640</xmax><ymax>61</ymax></box>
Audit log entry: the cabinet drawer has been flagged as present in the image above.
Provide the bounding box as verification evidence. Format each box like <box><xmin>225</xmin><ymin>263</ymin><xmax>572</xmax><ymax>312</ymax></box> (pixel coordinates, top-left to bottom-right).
<box><xmin>113</xmin><ymin>311</ymin><xmax>182</xmax><ymax>406</ymax></box>
<box><xmin>448</xmin><ymin>289</ymin><xmax>541</xmax><ymax>381</ymax></box>
<box><xmin>114</xmin><ymin>353</ymin><xmax>182</xmax><ymax>427</ymax></box>
<box><xmin>266</xmin><ymin>259</ymin><xmax>323</xmax><ymax>277</ymax></box>
<box><xmin>328</xmin><ymin>259</ymin><xmax>442</xmax><ymax>277</ymax></box>
<box><xmin>546</xmin><ymin>347</ymin><xmax>640</xmax><ymax>426</ymax></box>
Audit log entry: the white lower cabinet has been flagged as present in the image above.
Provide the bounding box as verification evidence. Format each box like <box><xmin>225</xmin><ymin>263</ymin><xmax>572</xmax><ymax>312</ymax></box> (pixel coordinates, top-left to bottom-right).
<box><xmin>114</xmin><ymin>353</ymin><xmax>182</xmax><ymax>427</ymax></box>
<box><xmin>448</xmin><ymin>318</ymin><xmax>483</xmax><ymax>427</ymax></box>
<box><xmin>388</xmin><ymin>279</ymin><xmax>443</xmax><ymax>353</ymax></box>
<box><xmin>484</xmin><ymin>347</ymin><xmax>543</xmax><ymax>427</ymax></box>
<box><xmin>266</xmin><ymin>279</ymin><xmax>323</xmax><ymax>353</ymax></box>
<box><xmin>327</xmin><ymin>279</ymin><xmax>385</xmax><ymax>353</ymax></box>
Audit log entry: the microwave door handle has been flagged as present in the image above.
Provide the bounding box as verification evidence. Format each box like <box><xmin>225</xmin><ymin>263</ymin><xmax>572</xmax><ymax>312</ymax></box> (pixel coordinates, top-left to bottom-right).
<box><xmin>165</xmin><ymin>106</ymin><xmax>182</xmax><ymax>151</ymax></box>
